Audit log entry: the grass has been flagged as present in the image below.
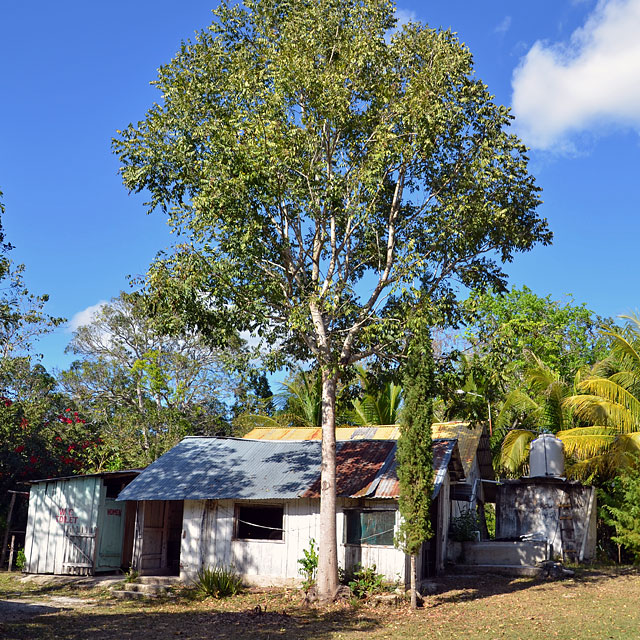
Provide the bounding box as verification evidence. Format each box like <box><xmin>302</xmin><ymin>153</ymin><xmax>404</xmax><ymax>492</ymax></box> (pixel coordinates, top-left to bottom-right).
<box><xmin>0</xmin><ymin>567</ymin><xmax>639</xmax><ymax>639</ymax></box>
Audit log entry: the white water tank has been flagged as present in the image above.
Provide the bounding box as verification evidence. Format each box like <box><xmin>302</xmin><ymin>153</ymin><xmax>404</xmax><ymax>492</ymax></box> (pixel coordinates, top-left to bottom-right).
<box><xmin>529</xmin><ymin>434</ymin><xmax>565</xmax><ymax>477</ymax></box>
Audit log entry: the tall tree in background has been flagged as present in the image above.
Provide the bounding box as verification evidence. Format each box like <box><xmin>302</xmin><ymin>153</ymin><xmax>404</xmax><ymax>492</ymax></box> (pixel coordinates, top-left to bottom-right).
<box><xmin>114</xmin><ymin>0</ymin><xmax>550</xmax><ymax>599</ymax></box>
<box><xmin>61</xmin><ymin>292</ymin><xmax>243</xmax><ymax>467</ymax></box>
<box><xmin>396</xmin><ymin>322</ymin><xmax>434</xmax><ymax>609</ymax></box>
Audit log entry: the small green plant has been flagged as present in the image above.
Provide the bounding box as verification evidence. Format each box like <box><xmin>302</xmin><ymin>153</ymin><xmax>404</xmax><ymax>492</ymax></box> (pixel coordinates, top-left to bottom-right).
<box><xmin>196</xmin><ymin>565</ymin><xmax>243</xmax><ymax>598</ymax></box>
<box><xmin>449</xmin><ymin>508</ymin><xmax>480</xmax><ymax>542</ymax></box>
<box><xmin>347</xmin><ymin>564</ymin><xmax>386</xmax><ymax>599</ymax></box>
<box><xmin>297</xmin><ymin>538</ymin><xmax>318</xmax><ymax>590</ymax></box>
<box><xmin>124</xmin><ymin>567</ymin><xmax>139</xmax><ymax>583</ymax></box>
<box><xmin>15</xmin><ymin>548</ymin><xmax>26</xmax><ymax>570</ymax></box>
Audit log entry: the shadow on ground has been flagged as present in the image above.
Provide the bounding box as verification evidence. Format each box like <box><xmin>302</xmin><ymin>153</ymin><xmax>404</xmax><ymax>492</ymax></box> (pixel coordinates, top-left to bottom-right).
<box><xmin>0</xmin><ymin>604</ymin><xmax>380</xmax><ymax>640</ymax></box>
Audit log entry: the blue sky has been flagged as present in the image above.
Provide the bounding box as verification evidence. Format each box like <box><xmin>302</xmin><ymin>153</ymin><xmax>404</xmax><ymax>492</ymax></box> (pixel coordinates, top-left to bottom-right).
<box><xmin>1</xmin><ymin>0</ymin><xmax>639</xmax><ymax>373</ymax></box>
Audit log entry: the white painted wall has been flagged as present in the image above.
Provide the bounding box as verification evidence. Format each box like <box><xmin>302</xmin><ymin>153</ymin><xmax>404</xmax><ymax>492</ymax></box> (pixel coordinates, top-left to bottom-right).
<box><xmin>24</xmin><ymin>477</ymin><xmax>104</xmax><ymax>574</ymax></box>
<box><xmin>180</xmin><ymin>498</ymin><xmax>406</xmax><ymax>587</ymax></box>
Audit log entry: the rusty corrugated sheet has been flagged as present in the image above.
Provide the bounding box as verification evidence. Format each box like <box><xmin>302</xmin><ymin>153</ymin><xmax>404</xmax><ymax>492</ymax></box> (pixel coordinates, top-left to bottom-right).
<box><xmin>303</xmin><ymin>440</ymin><xmax>397</xmax><ymax>499</ymax></box>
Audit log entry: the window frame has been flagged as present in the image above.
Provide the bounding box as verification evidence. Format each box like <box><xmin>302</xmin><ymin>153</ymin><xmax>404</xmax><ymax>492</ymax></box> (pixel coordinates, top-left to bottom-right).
<box><xmin>233</xmin><ymin>503</ymin><xmax>285</xmax><ymax>543</ymax></box>
<box><xmin>344</xmin><ymin>508</ymin><xmax>396</xmax><ymax>547</ymax></box>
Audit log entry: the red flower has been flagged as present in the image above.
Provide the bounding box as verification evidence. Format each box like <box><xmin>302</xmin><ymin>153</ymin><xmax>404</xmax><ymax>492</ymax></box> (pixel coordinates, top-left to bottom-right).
<box><xmin>29</xmin><ymin>456</ymin><xmax>37</xmax><ymax>464</ymax></box>
<box><xmin>14</xmin><ymin>445</ymin><xmax>25</xmax><ymax>453</ymax></box>
<box><xmin>67</xmin><ymin>444</ymin><xmax>75</xmax><ymax>452</ymax></box>
<box><xmin>65</xmin><ymin>408</ymin><xmax>71</xmax><ymax>412</ymax></box>
<box><xmin>55</xmin><ymin>436</ymin><xmax>62</xmax><ymax>442</ymax></box>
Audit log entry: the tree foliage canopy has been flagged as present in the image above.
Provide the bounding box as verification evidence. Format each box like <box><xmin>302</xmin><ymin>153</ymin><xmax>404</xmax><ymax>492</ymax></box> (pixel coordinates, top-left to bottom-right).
<box><xmin>114</xmin><ymin>0</ymin><xmax>550</xmax><ymax>375</ymax></box>
<box><xmin>113</xmin><ymin>0</ymin><xmax>551</xmax><ymax>597</ymax></box>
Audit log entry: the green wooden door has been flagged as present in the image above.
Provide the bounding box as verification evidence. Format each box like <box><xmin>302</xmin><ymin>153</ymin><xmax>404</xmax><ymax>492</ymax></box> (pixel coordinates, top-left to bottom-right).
<box><xmin>97</xmin><ymin>499</ymin><xmax>125</xmax><ymax>570</ymax></box>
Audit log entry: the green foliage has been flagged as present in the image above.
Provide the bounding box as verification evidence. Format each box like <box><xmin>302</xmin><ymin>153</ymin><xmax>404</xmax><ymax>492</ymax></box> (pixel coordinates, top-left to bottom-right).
<box><xmin>61</xmin><ymin>292</ymin><xmax>244</xmax><ymax>469</ymax></box>
<box><xmin>297</xmin><ymin>538</ymin><xmax>319</xmax><ymax>591</ymax></box>
<box><xmin>348</xmin><ymin>367</ymin><xmax>403</xmax><ymax>426</ymax></box>
<box><xmin>195</xmin><ymin>565</ymin><xmax>243</xmax><ymax>598</ymax></box>
<box><xmin>347</xmin><ymin>564</ymin><xmax>386</xmax><ymax>599</ymax></box>
<box><xmin>14</xmin><ymin>548</ymin><xmax>26</xmax><ymax>570</ymax></box>
<box><xmin>604</xmin><ymin>464</ymin><xmax>640</xmax><ymax>561</ymax></box>
<box><xmin>113</xmin><ymin>0</ymin><xmax>550</xmax><ymax>596</ymax></box>
<box><xmin>124</xmin><ymin>567</ymin><xmax>139</xmax><ymax>583</ymax></box>
<box><xmin>463</xmin><ymin>287</ymin><xmax>610</xmax><ymax>393</ymax></box>
<box><xmin>396</xmin><ymin>324</ymin><xmax>434</xmax><ymax>557</ymax></box>
<box><xmin>449</xmin><ymin>508</ymin><xmax>480</xmax><ymax>542</ymax></box>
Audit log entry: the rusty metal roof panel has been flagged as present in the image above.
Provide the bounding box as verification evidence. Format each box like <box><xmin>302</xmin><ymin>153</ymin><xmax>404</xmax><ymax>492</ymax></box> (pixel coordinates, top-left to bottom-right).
<box><xmin>303</xmin><ymin>440</ymin><xmax>397</xmax><ymax>499</ymax></box>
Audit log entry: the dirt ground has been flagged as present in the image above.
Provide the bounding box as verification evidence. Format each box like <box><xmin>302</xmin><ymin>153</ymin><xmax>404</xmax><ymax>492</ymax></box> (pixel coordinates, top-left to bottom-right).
<box><xmin>1</xmin><ymin>567</ymin><xmax>639</xmax><ymax>640</ymax></box>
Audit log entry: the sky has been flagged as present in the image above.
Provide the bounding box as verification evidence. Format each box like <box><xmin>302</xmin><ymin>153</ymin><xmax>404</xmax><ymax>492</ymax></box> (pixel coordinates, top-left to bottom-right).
<box><xmin>1</xmin><ymin>0</ymin><xmax>639</xmax><ymax>373</ymax></box>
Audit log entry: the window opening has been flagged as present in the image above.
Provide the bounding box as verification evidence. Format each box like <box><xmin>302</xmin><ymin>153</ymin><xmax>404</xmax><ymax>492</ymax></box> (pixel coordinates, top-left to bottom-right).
<box><xmin>235</xmin><ymin>505</ymin><xmax>284</xmax><ymax>541</ymax></box>
<box><xmin>346</xmin><ymin>510</ymin><xmax>395</xmax><ymax>546</ymax></box>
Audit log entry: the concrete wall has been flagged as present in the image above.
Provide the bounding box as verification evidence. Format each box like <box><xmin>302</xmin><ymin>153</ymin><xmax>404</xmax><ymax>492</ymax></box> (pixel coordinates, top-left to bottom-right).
<box><xmin>179</xmin><ymin>498</ymin><xmax>407</xmax><ymax>587</ymax></box>
<box><xmin>496</xmin><ymin>479</ymin><xmax>596</xmax><ymax>560</ymax></box>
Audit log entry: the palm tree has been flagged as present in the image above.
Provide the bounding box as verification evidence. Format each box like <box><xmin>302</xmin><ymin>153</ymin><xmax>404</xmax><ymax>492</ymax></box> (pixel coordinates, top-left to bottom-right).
<box><xmin>497</xmin><ymin>356</ymin><xmax>575</xmax><ymax>475</ymax></box>
<box><xmin>560</xmin><ymin>315</ymin><xmax>640</xmax><ymax>479</ymax></box>
<box><xmin>499</xmin><ymin>317</ymin><xmax>640</xmax><ymax>480</ymax></box>
<box><xmin>347</xmin><ymin>366</ymin><xmax>403</xmax><ymax>427</ymax></box>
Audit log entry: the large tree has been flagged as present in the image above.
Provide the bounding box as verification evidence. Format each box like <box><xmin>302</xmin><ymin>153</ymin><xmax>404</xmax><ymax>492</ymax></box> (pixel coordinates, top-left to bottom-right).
<box><xmin>114</xmin><ymin>0</ymin><xmax>550</xmax><ymax>599</ymax></box>
<box><xmin>61</xmin><ymin>292</ymin><xmax>244</xmax><ymax>467</ymax></box>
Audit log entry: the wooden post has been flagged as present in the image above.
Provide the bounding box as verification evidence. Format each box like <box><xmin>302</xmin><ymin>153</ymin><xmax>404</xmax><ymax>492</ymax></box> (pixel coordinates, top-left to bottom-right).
<box><xmin>8</xmin><ymin>535</ymin><xmax>16</xmax><ymax>572</ymax></box>
<box><xmin>1</xmin><ymin>492</ymin><xmax>17</xmax><ymax>569</ymax></box>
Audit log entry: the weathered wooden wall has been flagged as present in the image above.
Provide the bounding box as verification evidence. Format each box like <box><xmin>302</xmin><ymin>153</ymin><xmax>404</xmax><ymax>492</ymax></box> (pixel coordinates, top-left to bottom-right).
<box><xmin>179</xmin><ymin>498</ymin><xmax>406</xmax><ymax>586</ymax></box>
<box><xmin>24</xmin><ymin>477</ymin><xmax>104</xmax><ymax>574</ymax></box>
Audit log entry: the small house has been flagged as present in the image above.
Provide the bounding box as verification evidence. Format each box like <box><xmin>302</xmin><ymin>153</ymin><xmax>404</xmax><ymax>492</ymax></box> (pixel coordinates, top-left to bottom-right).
<box><xmin>23</xmin><ymin>471</ymin><xmax>140</xmax><ymax>575</ymax></box>
<box><xmin>117</xmin><ymin>436</ymin><xmax>464</xmax><ymax>586</ymax></box>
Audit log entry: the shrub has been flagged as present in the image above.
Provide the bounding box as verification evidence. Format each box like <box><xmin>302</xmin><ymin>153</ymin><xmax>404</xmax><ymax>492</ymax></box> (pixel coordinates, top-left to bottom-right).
<box><xmin>15</xmin><ymin>548</ymin><xmax>26</xmax><ymax>570</ymax></box>
<box><xmin>449</xmin><ymin>508</ymin><xmax>480</xmax><ymax>542</ymax></box>
<box><xmin>297</xmin><ymin>538</ymin><xmax>318</xmax><ymax>591</ymax></box>
<box><xmin>347</xmin><ymin>564</ymin><xmax>386</xmax><ymax>599</ymax></box>
<box><xmin>196</xmin><ymin>565</ymin><xmax>243</xmax><ymax>598</ymax></box>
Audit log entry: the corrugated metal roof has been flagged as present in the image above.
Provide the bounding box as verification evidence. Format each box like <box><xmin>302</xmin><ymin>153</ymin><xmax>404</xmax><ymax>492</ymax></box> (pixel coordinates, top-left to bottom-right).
<box><xmin>243</xmin><ymin>422</ymin><xmax>492</xmax><ymax>480</ymax></box>
<box><xmin>117</xmin><ymin>438</ymin><xmax>322</xmax><ymax>501</ymax></box>
<box><xmin>118</xmin><ymin>436</ymin><xmax>461</xmax><ymax>502</ymax></box>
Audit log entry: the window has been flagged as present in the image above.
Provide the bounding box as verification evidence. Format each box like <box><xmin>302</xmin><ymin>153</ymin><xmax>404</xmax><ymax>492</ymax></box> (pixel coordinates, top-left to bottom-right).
<box><xmin>345</xmin><ymin>509</ymin><xmax>395</xmax><ymax>546</ymax></box>
<box><xmin>235</xmin><ymin>505</ymin><xmax>284</xmax><ymax>541</ymax></box>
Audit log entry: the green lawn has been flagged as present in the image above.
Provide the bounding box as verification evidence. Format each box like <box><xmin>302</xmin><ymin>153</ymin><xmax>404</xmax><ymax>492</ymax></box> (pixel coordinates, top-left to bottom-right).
<box><xmin>1</xmin><ymin>568</ymin><xmax>639</xmax><ymax>640</ymax></box>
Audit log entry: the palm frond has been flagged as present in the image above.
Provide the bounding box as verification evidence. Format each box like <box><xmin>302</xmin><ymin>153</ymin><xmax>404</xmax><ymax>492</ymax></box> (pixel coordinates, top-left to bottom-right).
<box><xmin>500</xmin><ymin>429</ymin><xmax>536</xmax><ymax>475</ymax></box>
<box><xmin>556</xmin><ymin>426</ymin><xmax>618</xmax><ymax>458</ymax></box>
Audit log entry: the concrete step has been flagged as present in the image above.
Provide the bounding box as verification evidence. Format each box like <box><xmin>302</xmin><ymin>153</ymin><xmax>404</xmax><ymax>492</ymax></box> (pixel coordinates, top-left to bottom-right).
<box><xmin>122</xmin><ymin>583</ymin><xmax>167</xmax><ymax>595</ymax></box>
<box><xmin>137</xmin><ymin>576</ymin><xmax>182</xmax><ymax>586</ymax></box>
<box><xmin>112</xmin><ymin>589</ymin><xmax>158</xmax><ymax>600</ymax></box>
<box><xmin>448</xmin><ymin>564</ymin><xmax>542</xmax><ymax>578</ymax></box>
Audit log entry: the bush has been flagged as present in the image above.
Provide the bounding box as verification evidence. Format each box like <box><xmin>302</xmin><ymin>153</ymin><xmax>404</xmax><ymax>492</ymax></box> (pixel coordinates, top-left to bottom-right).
<box><xmin>297</xmin><ymin>538</ymin><xmax>318</xmax><ymax>590</ymax></box>
<box><xmin>449</xmin><ymin>508</ymin><xmax>480</xmax><ymax>542</ymax></box>
<box><xmin>347</xmin><ymin>564</ymin><xmax>386</xmax><ymax>599</ymax></box>
<box><xmin>15</xmin><ymin>548</ymin><xmax>26</xmax><ymax>570</ymax></box>
<box><xmin>196</xmin><ymin>565</ymin><xmax>243</xmax><ymax>598</ymax></box>
<box><xmin>605</xmin><ymin>465</ymin><xmax>640</xmax><ymax>562</ymax></box>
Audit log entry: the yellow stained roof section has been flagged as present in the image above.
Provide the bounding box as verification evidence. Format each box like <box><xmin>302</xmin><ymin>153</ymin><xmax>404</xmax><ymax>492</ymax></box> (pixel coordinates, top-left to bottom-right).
<box><xmin>243</xmin><ymin>421</ymin><xmax>481</xmax><ymax>477</ymax></box>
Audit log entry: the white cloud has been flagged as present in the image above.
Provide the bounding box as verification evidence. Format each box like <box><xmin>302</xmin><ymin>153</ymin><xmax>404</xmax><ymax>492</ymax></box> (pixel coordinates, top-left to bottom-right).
<box><xmin>511</xmin><ymin>0</ymin><xmax>640</xmax><ymax>151</ymax></box>
<box><xmin>67</xmin><ymin>301</ymin><xmax>107</xmax><ymax>332</ymax></box>
<box><xmin>495</xmin><ymin>16</ymin><xmax>512</xmax><ymax>35</ymax></box>
<box><xmin>395</xmin><ymin>8</ymin><xmax>417</xmax><ymax>27</ymax></box>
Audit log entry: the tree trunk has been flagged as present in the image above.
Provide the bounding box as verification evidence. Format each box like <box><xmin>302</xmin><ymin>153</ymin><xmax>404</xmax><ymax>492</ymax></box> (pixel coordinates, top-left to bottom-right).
<box><xmin>410</xmin><ymin>554</ymin><xmax>417</xmax><ymax>609</ymax></box>
<box><xmin>316</xmin><ymin>367</ymin><xmax>339</xmax><ymax>602</ymax></box>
